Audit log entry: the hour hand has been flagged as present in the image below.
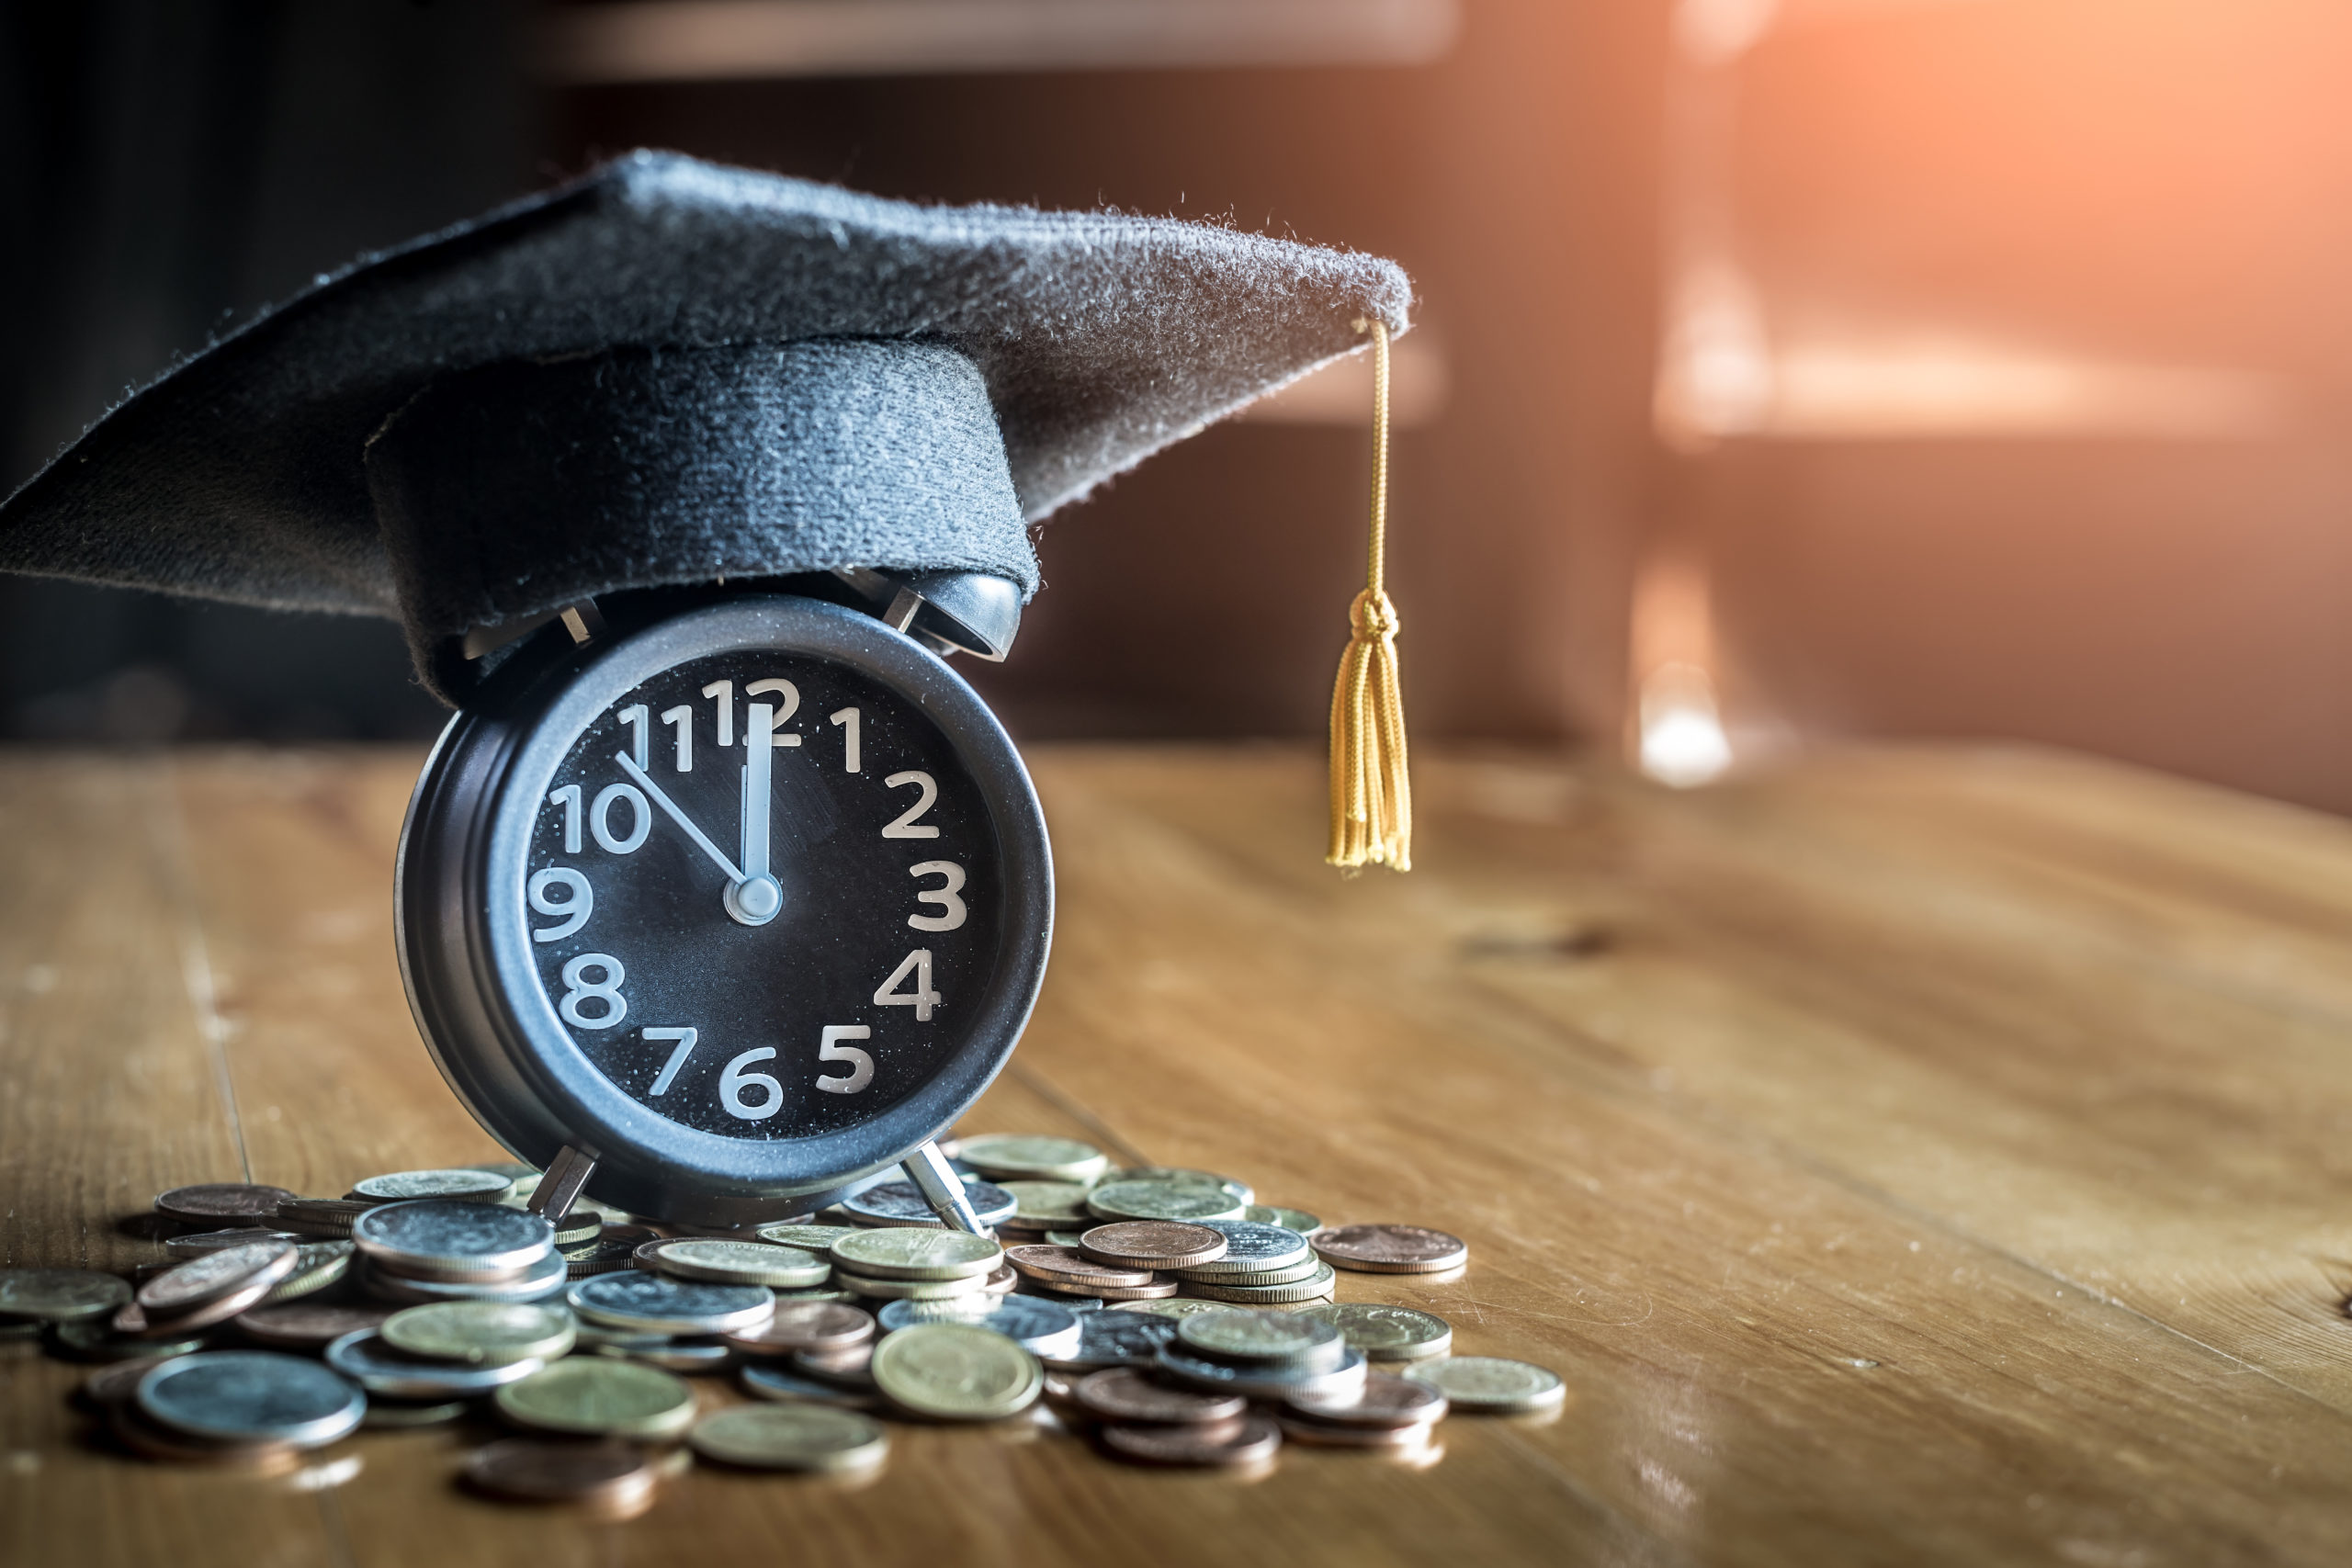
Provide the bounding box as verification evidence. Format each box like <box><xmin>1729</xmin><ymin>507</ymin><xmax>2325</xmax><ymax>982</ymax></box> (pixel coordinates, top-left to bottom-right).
<box><xmin>614</xmin><ymin>751</ymin><xmax>744</xmax><ymax>885</ymax></box>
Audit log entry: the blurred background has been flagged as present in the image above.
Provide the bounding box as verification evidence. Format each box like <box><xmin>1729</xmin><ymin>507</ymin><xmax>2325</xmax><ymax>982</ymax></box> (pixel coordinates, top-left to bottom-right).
<box><xmin>5</xmin><ymin>0</ymin><xmax>2349</xmax><ymax>813</ymax></box>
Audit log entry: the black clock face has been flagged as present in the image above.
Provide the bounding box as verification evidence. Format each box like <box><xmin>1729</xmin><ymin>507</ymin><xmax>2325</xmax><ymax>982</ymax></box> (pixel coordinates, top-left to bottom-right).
<box><xmin>519</xmin><ymin>649</ymin><xmax>1004</xmax><ymax>1140</ymax></box>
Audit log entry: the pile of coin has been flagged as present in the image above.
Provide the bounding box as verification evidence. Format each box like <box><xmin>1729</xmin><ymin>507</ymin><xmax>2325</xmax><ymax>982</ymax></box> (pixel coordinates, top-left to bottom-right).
<box><xmin>8</xmin><ymin>1134</ymin><xmax>1563</xmax><ymax>1502</ymax></box>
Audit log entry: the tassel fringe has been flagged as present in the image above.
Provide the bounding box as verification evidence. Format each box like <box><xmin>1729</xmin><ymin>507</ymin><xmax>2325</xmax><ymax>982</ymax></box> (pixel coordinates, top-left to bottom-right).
<box><xmin>1327</xmin><ymin>320</ymin><xmax>1412</xmax><ymax>873</ymax></box>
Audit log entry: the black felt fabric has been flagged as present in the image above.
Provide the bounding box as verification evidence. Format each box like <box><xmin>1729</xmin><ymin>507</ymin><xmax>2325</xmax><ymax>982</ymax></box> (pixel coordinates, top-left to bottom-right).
<box><xmin>0</xmin><ymin>150</ymin><xmax>1412</xmax><ymax>687</ymax></box>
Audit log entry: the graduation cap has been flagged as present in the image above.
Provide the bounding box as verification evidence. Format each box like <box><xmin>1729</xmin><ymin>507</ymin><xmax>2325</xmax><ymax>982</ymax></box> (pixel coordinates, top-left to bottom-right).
<box><xmin>0</xmin><ymin>151</ymin><xmax>1415</xmax><ymax>870</ymax></box>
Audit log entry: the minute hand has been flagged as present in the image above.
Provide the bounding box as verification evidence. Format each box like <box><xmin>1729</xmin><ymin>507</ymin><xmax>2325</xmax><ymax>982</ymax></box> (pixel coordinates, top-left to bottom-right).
<box><xmin>615</xmin><ymin>752</ymin><xmax>744</xmax><ymax>884</ymax></box>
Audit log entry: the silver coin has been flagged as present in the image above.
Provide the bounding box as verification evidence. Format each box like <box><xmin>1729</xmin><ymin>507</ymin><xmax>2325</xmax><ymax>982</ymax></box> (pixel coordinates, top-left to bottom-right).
<box><xmin>1157</xmin><ymin>1343</ymin><xmax>1368</xmax><ymax>1402</ymax></box>
<box><xmin>587</xmin><ymin>1336</ymin><xmax>735</xmax><ymax>1373</ymax></box>
<box><xmin>349</xmin><ymin>1169</ymin><xmax>515</xmax><ymax>1202</ymax></box>
<box><xmin>1244</xmin><ymin>1205</ymin><xmax>1322</xmax><ymax>1235</ymax></box>
<box><xmin>1040</xmin><ymin>1309</ymin><xmax>1182</xmax><ymax>1371</ymax></box>
<box><xmin>323</xmin><ymin>1329</ymin><xmax>546</xmax><ymax>1397</ymax></box>
<box><xmin>47</xmin><ymin>1315</ymin><xmax>205</xmax><ymax>1362</ymax></box>
<box><xmin>842</xmin><ymin>1179</ymin><xmax>1017</xmax><ymax>1230</ymax></box>
<box><xmin>0</xmin><ymin>1269</ymin><xmax>132</xmax><ymax>1322</ymax></box>
<box><xmin>136</xmin><ymin>1349</ymin><xmax>365</xmax><ymax>1445</ymax></box>
<box><xmin>358</xmin><ymin>1249</ymin><xmax>569</xmax><ymax>1305</ymax></box>
<box><xmin>261</xmin><ymin>1243</ymin><xmax>356</xmax><ymax>1304</ymax></box>
<box><xmin>876</xmin><ymin>1295</ymin><xmax>1081</xmax><ymax>1359</ymax></box>
<box><xmin>1176</xmin><ymin>1221</ymin><xmax>1311</xmax><ymax>1275</ymax></box>
<box><xmin>164</xmin><ymin>1228</ymin><xmax>300</xmax><ymax>1258</ymax></box>
<box><xmin>353</xmin><ymin>1201</ymin><xmax>554</xmax><ymax>1275</ymax></box>
<box><xmin>753</xmin><ymin>1224</ymin><xmax>862</xmax><ymax>1255</ymax></box>
<box><xmin>1171</xmin><ymin>1256</ymin><xmax>1324</xmax><ymax>1288</ymax></box>
<box><xmin>1084</xmin><ymin>1180</ymin><xmax>1247</xmax><ymax>1224</ymax></box>
<box><xmin>739</xmin><ymin>1362</ymin><xmax>881</xmax><ymax>1410</ymax></box>
<box><xmin>568</xmin><ymin>1271</ymin><xmax>775</xmax><ymax>1336</ymax></box>
<box><xmin>1293</xmin><ymin>1303</ymin><xmax>1453</xmax><ymax>1362</ymax></box>
<box><xmin>1177</xmin><ymin>1261</ymin><xmax>1340</xmax><ymax>1303</ymax></box>
<box><xmin>1113</xmin><ymin>1168</ymin><xmax>1255</xmax><ymax>1205</ymax></box>
<box><xmin>1402</xmin><ymin>1355</ymin><xmax>1566</xmax><ymax>1414</ymax></box>
<box><xmin>1178</xmin><ymin>1309</ymin><xmax>1343</xmax><ymax>1366</ymax></box>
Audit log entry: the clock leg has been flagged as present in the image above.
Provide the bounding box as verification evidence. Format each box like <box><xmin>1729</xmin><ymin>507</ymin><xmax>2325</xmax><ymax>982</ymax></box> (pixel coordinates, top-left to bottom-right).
<box><xmin>900</xmin><ymin>1139</ymin><xmax>988</xmax><ymax>1234</ymax></box>
<box><xmin>526</xmin><ymin>1144</ymin><xmax>599</xmax><ymax>1224</ymax></box>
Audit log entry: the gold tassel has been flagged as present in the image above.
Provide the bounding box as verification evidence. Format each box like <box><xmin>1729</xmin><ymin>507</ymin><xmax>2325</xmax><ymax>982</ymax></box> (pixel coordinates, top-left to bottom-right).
<box><xmin>1327</xmin><ymin>319</ymin><xmax>1411</xmax><ymax>873</ymax></box>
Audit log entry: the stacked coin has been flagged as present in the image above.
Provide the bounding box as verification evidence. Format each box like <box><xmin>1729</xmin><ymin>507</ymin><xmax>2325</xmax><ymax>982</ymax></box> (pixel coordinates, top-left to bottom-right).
<box><xmin>117</xmin><ymin>1240</ymin><xmax>303</xmax><ymax>1342</ymax></box>
<box><xmin>1280</xmin><ymin>1371</ymin><xmax>1451</xmax><ymax>1451</ymax></box>
<box><xmin>825</xmin><ymin>1228</ymin><xmax>1008</xmax><ymax>1306</ymax></box>
<box><xmin>565</xmin><ymin>1269</ymin><xmax>775</xmax><ymax>1374</ymax></box>
<box><xmin>352</xmin><ymin>1200</ymin><xmax>565</xmax><ymax>1306</ymax></box>
<box><xmin>1156</xmin><ymin>1309</ymin><xmax>1369</xmax><ymax>1405</ymax></box>
<box><xmin>114</xmin><ymin>1349</ymin><xmax>364</xmax><ymax>1470</ymax></box>
<box><xmin>1068</xmin><ymin>1367</ymin><xmax>1280</xmax><ymax>1469</ymax></box>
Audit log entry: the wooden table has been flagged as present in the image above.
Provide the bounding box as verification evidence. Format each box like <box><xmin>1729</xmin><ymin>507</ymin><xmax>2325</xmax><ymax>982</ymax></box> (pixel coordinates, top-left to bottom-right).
<box><xmin>7</xmin><ymin>741</ymin><xmax>2352</xmax><ymax>1565</ymax></box>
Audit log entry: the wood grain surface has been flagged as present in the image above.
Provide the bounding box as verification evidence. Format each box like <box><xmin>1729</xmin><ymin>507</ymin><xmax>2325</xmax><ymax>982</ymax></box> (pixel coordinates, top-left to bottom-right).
<box><xmin>8</xmin><ymin>741</ymin><xmax>2352</xmax><ymax>1566</ymax></box>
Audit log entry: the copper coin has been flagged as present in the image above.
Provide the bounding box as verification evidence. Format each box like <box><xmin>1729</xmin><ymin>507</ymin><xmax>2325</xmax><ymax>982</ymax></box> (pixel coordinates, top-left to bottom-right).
<box><xmin>131</xmin><ymin>1274</ymin><xmax>284</xmax><ymax>1339</ymax></box>
<box><xmin>1101</xmin><ymin>1413</ymin><xmax>1283</xmax><ymax>1468</ymax></box>
<box><xmin>237</xmin><ymin>1302</ymin><xmax>392</xmax><ymax>1351</ymax></box>
<box><xmin>1003</xmin><ymin>1246</ymin><xmax>1154</xmax><ymax>1289</ymax></box>
<box><xmin>1036</xmin><ymin>1276</ymin><xmax>1177</xmax><ymax>1302</ymax></box>
<box><xmin>1276</xmin><ymin>1415</ymin><xmax>1436</xmax><ymax>1450</ymax></box>
<box><xmin>138</xmin><ymin>1241</ymin><xmax>299</xmax><ymax>1315</ymax></box>
<box><xmin>1286</xmin><ymin>1372</ymin><xmax>1449</xmax><ymax>1427</ymax></box>
<box><xmin>153</xmin><ymin>1184</ymin><xmax>298</xmax><ymax>1226</ymax></box>
<box><xmin>82</xmin><ymin>1359</ymin><xmax>166</xmax><ymax>1407</ymax></box>
<box><xmin>463</xmin><ymin>1438</ymin><xmax>658</xmax><ymax>1505</ymax></box>
<box><xmin>1075</xmin><ymin>1368</ymin><xmax>1248</xmax><ymax>1427</ymax></box>
<box><xmin>724</xmin><ymin>1302</ymin><xmax>874</xmax><ymax>1357</ymax></box>
<box><xmin>1310</xmin><ymin>1224</ymin><xmax>1469</xmax><ymax>1274</ymax></box>
<box><xmin>1079</xmin><ymin>1222</ymin><xmax>1228</xmax><ymax>1271</ymax></box>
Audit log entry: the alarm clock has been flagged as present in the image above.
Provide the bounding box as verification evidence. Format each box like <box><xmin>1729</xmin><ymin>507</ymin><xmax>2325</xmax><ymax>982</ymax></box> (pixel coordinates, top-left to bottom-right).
<box><xmin>395</xmin><ymin>585</ymin><xmax>1052</xmax><ymax>1230</ymax></box>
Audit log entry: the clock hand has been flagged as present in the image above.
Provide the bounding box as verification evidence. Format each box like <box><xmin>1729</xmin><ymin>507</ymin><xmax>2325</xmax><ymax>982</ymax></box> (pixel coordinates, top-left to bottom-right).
<box><xmin>614</xmin><ymin>751</ymin><xmax>745</xmax><ymax>885</ymax></box>
<box><xmin>727</xmin><ymin>704</ymin><xmax>784</xmax><ymax>926</ymax></box>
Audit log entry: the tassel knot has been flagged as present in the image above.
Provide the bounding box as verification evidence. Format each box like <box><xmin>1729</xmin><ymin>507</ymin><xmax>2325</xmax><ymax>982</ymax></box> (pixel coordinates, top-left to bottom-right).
<box><xmin>1326</xmin><ymin>321</ymin><xmax>1412</xmax><ymax>873</ymax></box>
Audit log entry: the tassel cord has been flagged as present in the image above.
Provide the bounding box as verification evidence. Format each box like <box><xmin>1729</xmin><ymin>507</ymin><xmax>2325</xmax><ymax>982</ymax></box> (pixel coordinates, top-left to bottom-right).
<box><xmin>1326</xmin><ymin>319</ymin><xmax>1412</xmax><ymax>873</ymax></box>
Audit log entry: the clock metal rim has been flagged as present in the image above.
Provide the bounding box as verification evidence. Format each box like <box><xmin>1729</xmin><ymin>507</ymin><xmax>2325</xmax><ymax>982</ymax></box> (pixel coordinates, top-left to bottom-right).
<box><xmin>396</xmin><ymin>594</ymin><xmax>1053</xmax><ymax>1225</ymax></box>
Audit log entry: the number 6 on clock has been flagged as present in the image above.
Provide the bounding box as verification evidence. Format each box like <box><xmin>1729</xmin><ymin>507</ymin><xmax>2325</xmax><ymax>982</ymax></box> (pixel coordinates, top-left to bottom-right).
<box><xmin>816</xmin><ymin>1025</ymin><xmax>874</xmax><ymax>1094</ymax></box>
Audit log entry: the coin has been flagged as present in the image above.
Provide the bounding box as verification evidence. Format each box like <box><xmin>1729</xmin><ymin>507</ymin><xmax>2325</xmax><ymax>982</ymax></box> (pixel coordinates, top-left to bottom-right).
<box><xmin>740</xmin><ymin>1362</ymin><xmax>881</xmax><ymax>1410</ymax></box>
<box><xmin>495</xmin><ymin>1356</ymin><xmax>698</xmax><ymax>1440</ymax></box>
<box><xmin>1101</xmin><ymin>1412</ymin><xmax>1281</xmax><ymax>1467</ymax></box>
<box><xmin>568</xmin><ymin>1271</ymin><xmax>775</xmax><ymax>1336</ymax></box>
<box><xmin>108</xmin><ymin>1400</ymin><xmax>304</xmax><ymax>1472</ymax></box>
<box><xmin>384</xmin><ymin>1301</ymin><xmax>575</xmax><ymax>1365</ymax></box>
<box><xmin>261</xmin><ymin>1242</ymin><xmax>355</xmax><ymax>1303</ymax></box>
<box><xmin>236</xmin><ymin>1302</ymin><xmax>390</xmax><ymax>1351</ymax></box>
<box><xmin>869</xmin><ymin>1323</ymin><xmax>1042</xmax><ymax>1421</ymax></box>
<box><xmin>0</xmin><ymin>1268</ymin><xmax>131</xmax><ymax>1322</ymax></box>
<box><xmin>154</xmin><ymin>1184</ymin><xmax>298</xmax><ymax>1226</ymax></box>
<box><xmin>1175</xmin><ymin>1221</ymin><xmax>1311</xmax><ymax>1274</ymax></box>
<box><xmin>550</xmin><ymin>1212</ymin><xmax>604</xmax><ymax>1247</ymax></box>
<box><xmin>49</xmin><ymin>1314</ymin><xmax>206</xmax><ymax>1362</ymax></box>
<box><xmin>1159</xmin><ymin>1343</ymin><xmax>1368</xmax><ymax>1402</ymax></box>
<box><xmin>833</xmin><ymin>1269</ymin><xmax>992</xmax><ymax>1302</ymax></box>
<box><xmin>687</xmin><ymin>1403</ymin><xmax>889</xmax><ymax>1472</ymax></box>
<box><xmin>1075</xmin><ymin>1367</ymin><xmax>1248</xmax><ymax>1426</ymax></box>
<box><xmin>324</xmin><ymin>1328</ymin><xmax>546</xmax><ymax>1396</ymax></box>
<box><xmin>842</xmin><ymin>1179</ymin><xmax>1017</xmax><ymax>1230</ymax></box>
<box><xmin>1026</xmin><ymin>1274</ymin><xmax>1177</xmax><ymax>1303</ymax></box>
<box><xmin>645</xmin><ymin>1239</ymin><xmax>835</xmax><ymax>1289</ymax></box>
<box><xmin>139</xmin><ymin>1240</ymin><xmax>300</xmax><ymax>1315</ymax></box>
<box><xmin>83</xmin><ymin>1358</ymin><xmax>170</xmax><ymax>1406</ymax></box>
<box><xmin>463</xmin><ymin>1437</ymin><xmax>658</xmax><ymax>1506</ymax></box>
<box><xmin>1311</xmin><ymin>1224</ymin><xmax>1469</xmax><ymax>1275</ymax></box>
<box><xmin>1004</xmin><ymin>1245</ymin><xmax>1154</xmax><ymax>1290</ymax></box>
<box><xmin>951</xmin><ymin>1134</ymin><xmax>1110</xmax><ymax>1185</ymax></box>
<box><xmin>1245</xmin><ymin>1205</ymin><xmax>1322</xmax><ymax>1234</ymax></box>
<box><xmin>876</xmin><ymin>1294</ymin><xmax>1082</xmax><ymax>1359</ymax></box>
<box><xmin>137</xmin><ymin>1349</ymin><xmax>366</xmax><ymax>1446</ymax></box>
<box><xmin>563</xmin><ymin>1239</ymin><xmax>643</xmax><ymax>1277</ymax></box>
<box><xmin>994</xmin><ymin>1180</ymin><xmax>1095</xmax><ymax>1227</ymax></box>
<box><xmin>1402</xmin><ymin>1356</ymin><xmax>1565</xmax><ymax>1414</ymax></box>
<box><xmin>360</xmin><ymin>1248</ymin><xmax>569</xmax><ymax>1304</ymax></box>
<box><xmin>272</xmin><ymin>1198</ymin><xmax>379</xmax><ymax>1237</ymax></box>
<box><xmin>755</xmin><ymin>1223</ymin><xmax>863</xmax><ymax>1254</ymax></box>
<box><xmin>1293</xmin><ymin>1303</ymin><xmax>1452</xmax><ymax>1362</ymax></box>
<box><xmin>130</xmin><ymin>1272</ymin><xmax>281</xmax><ymax>1338</ymax></box>
<box><xmin>1110</xmin><ymin>1298</ymin><xmax>1232</xmax><ymax>1320</ymax></box>
<box><xmin>723</xmin><ymin>1301</ymin><xmax>875</xmax><ymax>1357</ymax></box>
<box><xmin>1178</xmin><ymin>1310</ymin><xmax>1342</xmax><ymax>1366</ymax></box>
<box><xmin>1173</xmin><ymin>1257</ymin><xmax>1323</xmax><ymax>1288</ymax></box>
<box><xmin>1178</xmin><ymin>1261</ymin><xmax>1339</xmax><ymax>1303</ymax></box>
<box><xmin>363</xmin><ymin>1399</ymin><xmax>471</xmax><ymax>1429</ymax></box>
<box><xmin>165</xmin><ymin>1227</ymin><xmax>299</xmax><ymax>1258</ymax></box>
<box><xmin>831</xmin><ymin>1228</ymin><xmax>1002</xmax><ymax>1281</ymax></box>
<box><xmin>1276</xmin><ymin>1414</ymin><xmax>1438</xmax><ymax>1450</ymax></box>
<box><xmin>1041</xmin><ymin>1309</ymin><xmax>1182</xmax><ymax>1371</ymax></box>
<box><xmin>1287</xmin><ymin>1371</ymin><xmax>1449</xmax><ymax>1427</ymax></box>
<box><xmin>1084</xmin><ymin>1180</ymin><xmax>1247</xmax><ymax>1225</ymax></box>
<box><xmin>354</xmin><ymin>1201</ymin><xmax>555</xmax><ymax>1277</ymax></box>
<box><xmin>1079</xmin><ymin>1221</ymin><xmax>1228</xmax><ymax>1271</ymax></box>
<box><xmin>350</xmin><ymin>1168</ymin><xmax>514</xmax><ymax>1202</ymax></box>
<box><xmin>1113</xmin><ymin>1168</ymin><xmax>1254</xmax><ymax>1205</ymax></box>
<box><xmin>592</xmin><ymin>1337</ymin><xmax>733</xmax><ymax>1373</ymax></box>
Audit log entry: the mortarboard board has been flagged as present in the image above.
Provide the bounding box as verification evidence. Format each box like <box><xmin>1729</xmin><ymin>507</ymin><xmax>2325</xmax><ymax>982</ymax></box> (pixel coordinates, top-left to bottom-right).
<box><xmin>0</xmin><ymin>150</ymin><xmax>1416</xmax><ymax>868</ymax></box>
